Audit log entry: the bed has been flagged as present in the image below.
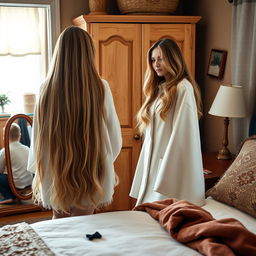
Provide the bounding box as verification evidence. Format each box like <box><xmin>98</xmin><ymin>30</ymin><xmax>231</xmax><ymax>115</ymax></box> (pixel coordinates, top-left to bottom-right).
<box><xmin>30</xmin><ymin>197</ymin><xmax>256</xmax><ymax>256</ymax></box>
<box><xmin>0</xmin><ymin>196</ymin><xmax>255</xmax><ymax>256</ymax></box>
<box><xmin>1</xmin><ymin>138</ymin><xmax>256</xmax><ymax>255</ymax></box>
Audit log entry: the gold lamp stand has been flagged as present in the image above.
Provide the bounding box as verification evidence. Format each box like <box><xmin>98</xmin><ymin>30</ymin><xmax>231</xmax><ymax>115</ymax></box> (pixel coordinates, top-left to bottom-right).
<box><xmin>217</xmin><ymin>117</ymin><xmax>232</xmax><ymax>160</ymax></box>
<box><xmin>209</xmin><ymin>85</ymin><xmax>247</xmax><ymax>160</ymax></box>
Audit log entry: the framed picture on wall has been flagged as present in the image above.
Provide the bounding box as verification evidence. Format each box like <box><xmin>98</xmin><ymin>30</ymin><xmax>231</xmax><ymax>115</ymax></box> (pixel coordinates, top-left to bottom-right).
<box><xmin>207</xmin><ymin>49</ymin><xmax>227</xmax><ymax>79</ymax></box>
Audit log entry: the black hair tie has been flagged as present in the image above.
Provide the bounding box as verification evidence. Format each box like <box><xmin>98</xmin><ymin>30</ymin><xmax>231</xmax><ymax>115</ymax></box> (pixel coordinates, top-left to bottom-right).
<box><xmin>86</xmin><ymin>231</ymin><xmax>102</xmax><ymax>241</ymax></box>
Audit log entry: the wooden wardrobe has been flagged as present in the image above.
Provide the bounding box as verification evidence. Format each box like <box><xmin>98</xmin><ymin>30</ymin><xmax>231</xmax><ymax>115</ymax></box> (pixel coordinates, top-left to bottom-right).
<box><xmin>73</xmin><ymin>15</ymin><xmax>201</xmax><ymax>211</ymax></box>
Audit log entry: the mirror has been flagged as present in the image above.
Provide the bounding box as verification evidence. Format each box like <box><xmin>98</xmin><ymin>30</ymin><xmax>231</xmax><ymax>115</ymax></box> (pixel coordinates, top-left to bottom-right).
<box><xmin>4</xmin><ymin>114</ymin><xmax>32</xmax><ymax>200</ymax></box>
<box><xmin>0</xmin><ymin>114</ymin><xmax>41</xmax><ymax>217</ymax></box>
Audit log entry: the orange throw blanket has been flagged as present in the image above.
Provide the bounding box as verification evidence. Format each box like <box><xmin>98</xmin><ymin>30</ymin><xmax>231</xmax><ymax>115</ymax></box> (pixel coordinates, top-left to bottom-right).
<box><xmin>133</xmin><ymin>198</ymin><xmax>256</xmax><ymax>256</ymax></box>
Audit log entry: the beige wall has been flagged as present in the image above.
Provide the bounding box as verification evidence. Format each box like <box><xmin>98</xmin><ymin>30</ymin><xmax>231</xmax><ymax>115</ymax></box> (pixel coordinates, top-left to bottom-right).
<box><xmin>59</xmin><ymin>0</ymin><xmax>233</xmax><ymax>153</ymax></box>
<box><xmin>60</xmin><ymin>0</ymin><xmax>89</xmax><ymax>30</ymax></box>
<box><xmin>192</xmin><ymin>0</ymin><xmax>233</xmax><ymax>153</ymax></box>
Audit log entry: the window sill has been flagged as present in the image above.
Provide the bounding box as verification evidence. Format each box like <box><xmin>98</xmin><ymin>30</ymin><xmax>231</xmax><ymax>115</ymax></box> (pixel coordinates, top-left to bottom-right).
<box><xmin>0</xmin><ymin>113</ymin><xmax>33</xmax><ymax>119</ymax></box>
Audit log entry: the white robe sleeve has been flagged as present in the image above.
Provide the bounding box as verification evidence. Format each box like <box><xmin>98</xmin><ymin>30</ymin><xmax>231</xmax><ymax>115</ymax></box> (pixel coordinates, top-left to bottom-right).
<box><xmin>0</xmin><ymin>148</ymin><xmax>6</xmax><ymax>173</ymax></box>
<box><xmin>153</xmin><ymin>81</ymin><xmax>205</xmax><ymax>206</ymax></box>
<box><xmin>27</xmin><ymin>106</ymin><xmax>38</xmax><ymax>174</ymax></box>
<box><xmin>102</xmin><ymin>79</ymin><xmax>122</xmax><ymax>161</ymax></box>
<box><xmin>99</xmin><ymin>79</ymin><xmax>122</xmax><ymax>205</ymax></box>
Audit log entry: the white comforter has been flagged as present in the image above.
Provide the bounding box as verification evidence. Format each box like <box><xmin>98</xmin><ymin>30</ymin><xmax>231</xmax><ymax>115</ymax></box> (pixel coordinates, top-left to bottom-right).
<box><xmin>31</xmin><ymin>198</ymin><xmax>256</xmax><ymax>256</ymax></box>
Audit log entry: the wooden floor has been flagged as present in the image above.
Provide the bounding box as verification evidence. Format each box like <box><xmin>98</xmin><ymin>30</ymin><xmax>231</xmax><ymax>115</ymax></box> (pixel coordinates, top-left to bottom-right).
<box><xmin>0</xmin><ymin>204</ymin><xmax>52</xmax><ymax>226</ymax></box>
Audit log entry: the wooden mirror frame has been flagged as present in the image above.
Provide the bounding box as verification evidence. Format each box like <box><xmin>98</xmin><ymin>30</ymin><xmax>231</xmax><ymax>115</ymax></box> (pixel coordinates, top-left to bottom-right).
<box><xmin>4</xmin><ymin>114</ymin><xmax>33</xmax><ymax>200</ymax></box>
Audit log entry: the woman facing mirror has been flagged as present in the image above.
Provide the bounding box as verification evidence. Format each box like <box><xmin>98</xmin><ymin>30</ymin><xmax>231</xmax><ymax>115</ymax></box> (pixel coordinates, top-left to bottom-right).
<box><xmin>0</xmin><ymin>114</ymin><xmax>33</xmax><ymax>204</ymax></box>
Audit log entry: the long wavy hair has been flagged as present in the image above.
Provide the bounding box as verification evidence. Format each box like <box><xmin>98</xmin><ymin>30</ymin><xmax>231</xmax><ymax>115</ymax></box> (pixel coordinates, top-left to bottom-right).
<box><xmin>33</xmin><ymin>26</ymin><xmax>106</xmax><ymax>213</ymax></box>
<box><xmin>137</xmin><ymin>38</ymin><xmax>202</xmax><ymax>134</ymax></box>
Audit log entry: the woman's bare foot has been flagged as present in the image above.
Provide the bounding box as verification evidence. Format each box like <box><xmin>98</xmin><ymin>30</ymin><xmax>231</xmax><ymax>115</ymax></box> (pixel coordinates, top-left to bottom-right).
<box><xmin>52</xmin><ymin>210</ymin><xmax>71</xmax><ymax>219</ymax></box>
<box><xmin>52</xmin><ymin>205</ymin><xmax>95</xmax><ymax>219</ymax></box>
<box><xmin>70</xmin><ymin>206</ymin><xmax>95</xmax><ymax>217</ymax></box>
<box><xmin>0</xmin><ymin>198</ymin><xmax>15</xmax><ymax>204</ymax></box>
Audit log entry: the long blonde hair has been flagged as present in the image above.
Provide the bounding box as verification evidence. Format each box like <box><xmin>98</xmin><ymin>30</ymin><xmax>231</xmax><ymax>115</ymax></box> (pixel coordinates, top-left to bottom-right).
<box><xmin>137</xmin><ymin>38</ymin><xmax>202</xmax><ymax>134</ymax></box>
<box><xmin>33</xmin><ymin>26</ymin><xmax>106</xmax><ymax>212</ymax></box>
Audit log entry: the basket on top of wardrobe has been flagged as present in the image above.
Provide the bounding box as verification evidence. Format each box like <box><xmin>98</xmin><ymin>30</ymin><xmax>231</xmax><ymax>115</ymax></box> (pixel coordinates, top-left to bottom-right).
<box><xmin>116</xmin><ymin>0</ymin><xmax>180</xmax><ymax>15</ymax></box>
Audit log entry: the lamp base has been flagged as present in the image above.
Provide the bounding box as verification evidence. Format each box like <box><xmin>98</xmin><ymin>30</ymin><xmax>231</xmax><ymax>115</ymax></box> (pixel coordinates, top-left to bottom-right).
<box><xmin>217</xmin><ymin>148</ymin><xmax>232</xmax><ymax>160</ymax></box>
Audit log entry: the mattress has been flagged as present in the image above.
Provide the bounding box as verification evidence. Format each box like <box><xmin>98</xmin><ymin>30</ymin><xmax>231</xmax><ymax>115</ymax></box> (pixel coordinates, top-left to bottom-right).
<box><xmin>203</xmin><ymin>197</ymin><xmax>256</xmax><ymax>234</ymax></box>
<box><xmin>30</xmin><ymin>198</ymin><xmax>256</xmax><ymax>256</ymax></box>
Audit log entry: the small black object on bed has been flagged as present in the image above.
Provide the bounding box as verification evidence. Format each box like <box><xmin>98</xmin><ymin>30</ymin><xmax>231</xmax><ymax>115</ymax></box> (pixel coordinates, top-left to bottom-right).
<box><xmin>86</xmin><ymin>231</ymin><xmax>102</xmax><ymax>241</ymax></box>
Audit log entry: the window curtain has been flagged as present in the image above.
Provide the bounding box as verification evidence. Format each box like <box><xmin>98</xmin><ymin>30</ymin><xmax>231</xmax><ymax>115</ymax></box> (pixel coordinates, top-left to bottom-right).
<box><xmin>231</xmin><ymin>0</ymin><xmax>256</xmax><ymax>149</ymax></box>
<box><xmin>38</xmin><ymin>8</ymin><xmax>49</xmax><ymax>80</ymax></box>
<box><xmin>0</xmin><ymin>7</ymin><xmax>41</xmax><ymax>56</ymax></box>
<box><xmin>0</xmin><ymin>6</ymin><xmax>49</xmax><ymax>90</ymax></box>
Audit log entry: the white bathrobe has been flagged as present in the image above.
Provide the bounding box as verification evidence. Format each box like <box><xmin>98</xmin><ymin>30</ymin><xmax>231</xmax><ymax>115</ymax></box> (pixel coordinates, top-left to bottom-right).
<box><xmin>27</xmin><ymin>79</ymin><xmax>122</xmax><ymax>209</ymax></box>
<box><xmin>130</xmin><ymin>79</ymin><xmax>205</xmax><ymax>206</ymax></box>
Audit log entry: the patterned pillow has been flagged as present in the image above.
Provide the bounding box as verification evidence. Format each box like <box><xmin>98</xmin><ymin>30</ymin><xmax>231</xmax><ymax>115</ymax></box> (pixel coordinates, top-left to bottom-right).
<box><xmin>206</xmin><ymin>138</ymin><xmax>256</xmax><ymax>218</ymax></box>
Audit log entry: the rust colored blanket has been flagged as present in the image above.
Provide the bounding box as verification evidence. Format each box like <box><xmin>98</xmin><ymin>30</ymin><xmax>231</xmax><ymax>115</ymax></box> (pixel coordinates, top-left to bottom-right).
<box><xmin>133</xmin><ymin>198</ymin><xmax>256</xmax><ymax>256</ymax></box>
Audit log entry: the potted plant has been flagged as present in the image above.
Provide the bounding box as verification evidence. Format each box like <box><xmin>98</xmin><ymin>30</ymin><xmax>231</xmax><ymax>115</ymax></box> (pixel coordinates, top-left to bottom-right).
<box><xmin>0</xmin><ymin>94</ymin><xmax>10</xmax><ymax>113</ymax></box>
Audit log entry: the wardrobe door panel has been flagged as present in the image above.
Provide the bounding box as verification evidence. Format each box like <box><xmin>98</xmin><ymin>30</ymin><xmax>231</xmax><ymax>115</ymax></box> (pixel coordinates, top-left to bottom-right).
<box><xmin>142</xmin><ymin>23</ymin><xmax>195</xmax><ymax>77</ymax></box>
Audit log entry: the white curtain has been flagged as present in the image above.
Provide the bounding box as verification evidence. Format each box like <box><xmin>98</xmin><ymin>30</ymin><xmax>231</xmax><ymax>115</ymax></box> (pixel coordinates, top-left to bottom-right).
<box><xmin>231</xmin><ymin>0</ymin><xmax>256</xmax><ymax>150</ymax></box>
<box><xmin>0</xmin><ymin>6</ymin><xmax>42</xmax><ymax>56</ymax></box>
<box><xmin>38</xmin><ymin>8</ymin><xmax>49</xmax><ymax>80</ymax></box>
<box><xmin>0</xmin><ymin>6</ymin><xmax>49</xmax><ymax>113</ymax></box>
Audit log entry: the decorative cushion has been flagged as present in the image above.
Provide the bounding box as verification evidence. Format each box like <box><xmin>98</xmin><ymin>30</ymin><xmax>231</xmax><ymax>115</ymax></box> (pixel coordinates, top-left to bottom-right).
<box><xmin>206</xmin><ymin>137</ymin><xmax>256</xmax><ymax>218</ymax></box>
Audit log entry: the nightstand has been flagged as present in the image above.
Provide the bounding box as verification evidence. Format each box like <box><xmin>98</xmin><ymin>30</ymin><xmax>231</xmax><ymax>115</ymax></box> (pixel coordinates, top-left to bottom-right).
<box><xmin>202</xmin><ymin>152</ymin><xmax>234</xmax><ymax>192</ymax></box>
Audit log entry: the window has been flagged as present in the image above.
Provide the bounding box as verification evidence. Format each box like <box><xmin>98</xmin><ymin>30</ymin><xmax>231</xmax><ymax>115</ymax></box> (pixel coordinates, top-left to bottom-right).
<box><xmin>0</xmin><ymin>0</ymin><xmax>60</xmax><ymax>114</ymax></box>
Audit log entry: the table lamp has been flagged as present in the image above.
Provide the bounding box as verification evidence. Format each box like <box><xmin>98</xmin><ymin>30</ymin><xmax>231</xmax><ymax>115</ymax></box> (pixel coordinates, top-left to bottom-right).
<box><xmin>209</xmin><ymin>85</ymin><xmax>247</xmax><ymax>160</ymax></box>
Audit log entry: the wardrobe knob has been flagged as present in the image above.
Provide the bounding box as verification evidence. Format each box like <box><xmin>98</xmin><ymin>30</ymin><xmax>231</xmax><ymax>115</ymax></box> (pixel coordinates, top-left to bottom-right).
<box><xmin>134</xmin><ymin>134</ymin><xmax>141</xmax><ymax>140</ymax></box>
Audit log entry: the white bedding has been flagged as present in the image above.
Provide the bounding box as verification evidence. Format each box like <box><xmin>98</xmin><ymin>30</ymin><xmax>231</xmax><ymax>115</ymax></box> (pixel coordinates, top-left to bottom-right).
<box><xmin>31</xmin><ymin>198</ymin><xmax>256</xmax><ymax>256</ymax></box>
<box><xmin>203</xmin><ymin>197</ymin><xmax>256</xmax><ymax>234</ymax></box>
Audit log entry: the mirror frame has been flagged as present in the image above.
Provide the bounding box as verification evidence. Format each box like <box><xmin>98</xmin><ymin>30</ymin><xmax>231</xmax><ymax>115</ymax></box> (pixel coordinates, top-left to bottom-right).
<box><xmin>4</xmin><ymin>113</ymin><xmax>33</xmax><ymax>200</ymax></box>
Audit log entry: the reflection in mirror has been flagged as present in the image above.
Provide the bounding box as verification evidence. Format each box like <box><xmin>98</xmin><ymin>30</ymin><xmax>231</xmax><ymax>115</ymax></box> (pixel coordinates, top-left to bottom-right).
<box><xmin>0</xmin><ymin>114</ymin><xmax>33</xmax><ymax>204</ymax></box>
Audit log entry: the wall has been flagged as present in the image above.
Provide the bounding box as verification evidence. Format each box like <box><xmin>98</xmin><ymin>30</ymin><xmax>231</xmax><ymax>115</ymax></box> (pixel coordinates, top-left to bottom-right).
<box><xmin>190</xmin><ymin>0</ymin><xmax>233</xmax><ymax>153</ymax></box>
<box><xmin>60</xmin><ymin>0</ymin><xmax>88</xmax><ymax>30</ymax></box>
<box><xmin>59</xmin><ymin>0</ymin><xmax>233</xmax><ymax>153</ymax></box>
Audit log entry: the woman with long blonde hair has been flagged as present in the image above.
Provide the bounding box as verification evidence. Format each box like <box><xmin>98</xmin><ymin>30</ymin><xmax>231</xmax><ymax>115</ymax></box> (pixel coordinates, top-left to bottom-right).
<box><xmin>28</xmin><ymin>26</ymin><xmax>122</xmax><ymax>218</ymax></box>
<box><xmin>130</xmin><ymin>38</ymin><xmax>205</xmax><ymax>206</ymax></box>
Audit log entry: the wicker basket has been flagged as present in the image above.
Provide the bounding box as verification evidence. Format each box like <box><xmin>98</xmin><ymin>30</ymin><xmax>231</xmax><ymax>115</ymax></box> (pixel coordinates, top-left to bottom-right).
<box><xmin>116</xmin><ymin>0</ymin><xmax>180</xmax><ymax>15</ymax></box>
<box><xmin>89</xmin><ymin>0</ymin><xmax>107</xmax><ymax>15</ymax></box>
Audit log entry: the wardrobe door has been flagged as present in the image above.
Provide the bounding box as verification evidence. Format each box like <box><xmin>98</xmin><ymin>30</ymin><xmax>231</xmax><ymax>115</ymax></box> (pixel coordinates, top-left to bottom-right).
<box><xmin>142</xmin><ymin>23</ymin><xmax>195</xmax><ymax>77</ymax></box>
<box><xmin>91</xmin><ymin>23</ymin><xmax>142</xmax><ymax>211</ymax></box>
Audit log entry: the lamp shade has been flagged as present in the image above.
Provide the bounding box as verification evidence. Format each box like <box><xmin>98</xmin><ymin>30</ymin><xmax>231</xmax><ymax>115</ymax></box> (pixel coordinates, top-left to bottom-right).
<box><xmin>209</xmin><ymin>85</ymin><xmax>247</xmax><ymax>118</ymax></box>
